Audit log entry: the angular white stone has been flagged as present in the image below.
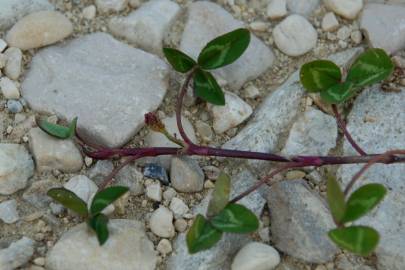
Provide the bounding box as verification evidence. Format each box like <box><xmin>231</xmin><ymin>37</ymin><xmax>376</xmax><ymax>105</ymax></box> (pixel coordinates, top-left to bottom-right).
<box><xmin>46</xmin><ymin>220</ymin><xmax>157</xmax><ymax>270</ymax></box>
<box><xmin>321</xmin><ymin>12</ymin><xmax>339</xmax><ymax>32</ymax></box>
<box><xmin>150</xmin><ymin>206</ymin><xmax>175</xmax><ymax>238</ymax></box>
<box><xmin>282</xmin><ymin>108</ymin><xmax>337</xmax><ymax>156</ymax></box>
<box><xmin>0</xmin><ymin>199</ymin><xmax>19</xmax><ymax>224</ymax></box>
<box><xmin>95</xmin><ymin>0</ymin><xmax>128</xmax><ymax>13</ymax></box>
<box><xmin>169</xmin><ymin>197</ymin><xmax>189</xmax><ymax>219</ymax></box>
<box><xmin>231</xmin><ymin>242</ymin><xmax>280</xmax><ymax>270</ymax></box>
<box><xmin>267</xmin><ymin>0</ymin><xmax>287</xmax><ymax>20</ymax></box>
<box><xmin>180</xmin><ymin>1</ymin><xmax>274</xmax><ymax>90</ymax></box>
<box><xmin>146</xmin><ymin>182</ymin><xmax>162</xmax><ymax>202</ymax></box>
<box><xmin>109</xmin><ymin>0</ymin><xmax>180</xmax><ymax>54</ymax></box>
<box><xmin>0</xmin><ymin>143</ymin><xmax>34</xmax><ymax>195</ymax></box>
<box><xmin>323</xmin><ymin>0</ymin><xmax>363</xmax><ymax>20</ymax></box>
<box><xmin>0</xmin><ymin>237</ymin><xmax>35</xmax><ymax>269</ymax></box>
<box><xmin>28</xmin><ymin>128</ymin><xmax>83</xmax><ymax>173</ymax></box>
<box><xmin>360</xmin><ymin>3</ymin><xmax>405</xmax><ymax>54</ymax></box>
<box><xmin>273</xmin><ymin>14</ymin><xmax>317</xmax><ymax>56</ymax></box>
<box><xmin>0</xmin><ymin>77</ymin><xmax>20</xmax><ymax>99</ymax></box>
<box><xmin>6</xmin><ymin>11</ymin><xmax>73</xmax><ymax>50</ymax></box>
<box><xmin>287</xmin><ymin>0</ymin><xmax>320</xmax><ymax>16</ymax></box>
<box><xmin>4</xmin><ymin>47</ymin><xmax>22</xmax><ymax>80</ymax></box>
<box><xmin>0</xmin><ymin>0</ymin><xmax>54</xmax><ymax>31</ymax></box>
<box><xmin>209</xmin><ymin>91</ymin><xmax>252</xmax><ymax>134</ymax></box>
<box><xmin>21</xmin><ymin>33</ymin><xmax>169</xmax><ymax>147</ymax></box>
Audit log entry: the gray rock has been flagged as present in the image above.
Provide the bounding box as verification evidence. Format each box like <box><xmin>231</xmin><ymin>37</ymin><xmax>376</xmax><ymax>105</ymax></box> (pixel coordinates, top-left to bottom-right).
<box><xmin>115</xmin><ymin>164</ymin><xmax>144</xmax><ymax>195</ymax></box>
<box><xmin>87</xmin><ymin>160</ymin><xmax>114</xmax><ymax>184</ymax></box>
<box><xmin>180</xmin><ymin>1</ymin><xmax>274</xmax><ymax>90</ymax></box>
<box><xmin>22</xmin><ymin>179</ymin><xmax>59</xmax><ymax>208</ymax></box>
<box><xmin>143</xmin><ymin>163</ymin><xmax>169</xmax><ymax>185</ymax></box>
<box><xmin>337</xmin><ymin>87</ymin><xmax>405</xmax><ymax>270</ymax></box>
<box><xmin>22</xmin><ymin>33</ymin><xmax>169</xmax><ymax>147</ymax></box>
<box><xmin>170</xmin><ymin>157</ymin><xmax>204</xmax><ymax>193</ymax></box>
<box><xmin>0</xmin><ymin>144</ymin><xmax>34</xmax><ymax>195</ymax></box>
<box><xmin>28</xmin><ymin>128</ymin><xmax>83</xmax><ymax>173</ymax></box>
<box><xmin>0</xmin><ymin>237</ymin><xmax>35</xmax><ymax>270</ymax></box>
<box><xmin>287</xmin><ymin>0</ymin><xmax>320</xmax><ymax>16</ymax></box>
<box><xmin>223</xmin><ymin>48</ymin><xmax>362</xmax><ymax>169</ymax></box>
<box><xmin>0</xmin><ymin>199</ymin><xmax>19</xmax><ymax>224</ymax></box>
<box><xmin>231</xmin><ymin>242</ymin><xmax>280</xmax><ymax>270</ymax></box>
<box><xmin>149</xmin><ymin>206</ymin><xmax>175</xmax><ymax>238</ymax></box>
<box><xmin>46</xmin><ymin>220</ymin><xmax>157</xmax><ymax>270</ymax></box>
<box><xmin>282</xmin><ymin>108</ymin><xmax>337</xmax><ymax>156</ymax></box>
<box><xmin>167</xmin><ymin>170</ymin><xmax>266</xmax><ymax>270</ymax></box>
<box><xmin>169</xmin><ymin>197</ymin><xmax>189</xmax><ymax>219</ymax></box>
<box><xmin>6</xmin><ymin>99</ymin><xmax>23</xmax><ymax>113</ymax></box>
<box><xmin>0</xmin><ymin>0</ymin><xmax>54</xmax><ymax>31</ymax></box>
<box><xmin>267</xmin><ymin>180</ymin><xmax>338</xmax><ymax>263</ymax></box>
<box><xmin>146</xmin><ymin>182</ymin><xmax>162</xmax><ymax>201</ymax></box>
<box><xmin>109</xmin><ymin>0</ymin><xmax>180</xmax><ymax>54</ymax></box>
<box><xmin>360</xmin><ymin>3</ymin><xmax>405</xmax><ymax>54</ymax></box>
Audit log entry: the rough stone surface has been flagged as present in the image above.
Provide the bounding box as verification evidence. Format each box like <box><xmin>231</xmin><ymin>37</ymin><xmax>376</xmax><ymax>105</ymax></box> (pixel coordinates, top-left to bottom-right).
<box><xmin>287</xmin><ymin>0</ymin><xmax>320</xmax><ymax>16</ymax></box>
<box><xmin>95</xmin><ymin>0</ymin><xmax>128</xmax><ymax>13</ymax></box>
<box><xmin>231</xmin><ymin>242</ymin><xmax>280</xmax><ymax>270</ymax></box>
<box><xmin>0</xmin><ymin>237</ymin><xmax>35</xmax><ymax>270</ymax></box>
<box><xmin>6</xmin><ymin>11</ymin><xmax>73</xmax><ymax>50</ymax></box>
<box><xmin>0</xmin><ymin>143</ymin><xmax>34</xmax><ymax>195</ymax></box>
<box><xmin>170</xmin><ymin>157</ymin><xmax>204</xmax><ymax>193</ymax></box>
<box><xmin>4</xmin><ymin>47</ymin><xmax>22</xmax><ymax>80</ymax></box>
<box><xmin>209</xmin><ymin>91</ymin><xmax>253</xmax><ymax>134</ymax></box>
<box><xmin>282</xmin><ymin>108</ymin><xmax>337</xmax><ymax>156</ymax></box>
<box><xmin>167</xmin><ymin>170</ymin><xmax>266</xmax><ymax>270</ymax></box>
<box><xmin>323</xmin><ymin>0</ymin><xmax>363</xmax><ymax>20</ymax></box>
<box><xmin>360</xmin><ymin>3</ymin><xmax>405</xmax><ymax>55</ymax></box>
<box><xmin>22</xmin><ymin>33</ymin><xmax>169</xmax><ymax>147</ymax></box>
<box><xmin>149</xmin><ymin>206</ymin><xmax>175</xmax><ymax>238</ymax></box>
<box><xmin>337</xmin><ymin>87</ymin><xmax>405</xmax><ymax>270</ymax></box>
<box><xmin>28</xmin><ymin>128</ymin><xmax>83</xmax><ymax>173</ymax></box>
<box><xmin>0</xmin><ymin>0</ymin><xmax>54</xmax><ymax>31</ymax></box>
<box><xmin>46</xmin><ymin>220</ymin><xmax>157</xmax><ymax>270</ymax></box>
<box><xmin>223</xmin><ymin>48</ymin><xmax>362</xmax><ymax>169</ymax></box>
<box><xmin>109</xmin><ymin>0</ymin><xmax>180</xmax><ymax>54</ymax></box>
<box><xmin>273</xmin><ymin>15</ymin><xmax>317</xmax><ymax>57</ymax></box>
<box><xmin>0</xmin><ymin>199</ymin><xmax>19</xmax><ymax>224</ymax></box>
<box><xmin>180</xmin><ymin>1</ymin><xmax>274</xmax><ymax>90</ymax></box>
<box><xmin>267</xmin><ymin>180</ymin><xmax>338</xmax><ymax>263</ymax></box>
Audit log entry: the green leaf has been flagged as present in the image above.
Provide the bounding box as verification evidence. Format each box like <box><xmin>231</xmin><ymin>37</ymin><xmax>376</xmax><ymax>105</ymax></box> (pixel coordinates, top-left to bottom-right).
<box><xmin>326</xmin><ymin>174</ymin><xmax>346</xmax><ymax>223</ymax></box>
<box><xmin>88</xmin><ymin>214</ymin><xmax>109</xmax><ymax>245</ymax></box>
<box><xmin>37</xmin><ymin>117</ymin><xmax>78</xmax><ymax>139</ymax></box>
<box><xmin>47</xmin><ymin>188</ymin><xmax>88</xmax><ymax>217</ymax></box>
<box><xmin>342</xmin><ymin>184</ymin><xmax>387</xmax><ymax>223</ymax></box>
<box><xmin>186</xmin><ymin>214</ymin><xmax>223</xmax><ymax>254</ymax></box>
<box><xmin>90</xmin><ymin>186</ymin><xmax>129</xmax><ymax>215</ymax></box>
<box><xmin>163</xmin><ymin>48</ymin><xmax>196</xmax><ymax>73</ymax></box>
<box><xmin>320</xmin><ymin>82</ymin><xmax>355</xmax><ymax>104</ymax></box>
<box><xmin>207</xmin><ymin>172</ymin><xmax>231</xmax><ymax>218</ymax></box>
<box><xmin>198</xmin><ymin>28</ymin><xmax>250</xmax><ymax>70</ymax></box>
<box><xmin>329</xmin><ymin>226</ymin><xmax>379</xmax><ymax>256</ymax></box>
<box><xmin>300</xmin><ymin>60</ymin><xmax>342</xmax><ymax>93</ymax></box>
<box><xmin>346</xmin><ymin>48</ymin><xmax>394</xmax><ymax>88</ymax></box>
<box><xmin>194</xmin><ymin>68</ymin><xmax>225</xmax><ymax>105</ymax></box>
<box><xmin>210</xmin><ymin>203</ymin><xmax>259</xmax><ymax>233</ymax></box>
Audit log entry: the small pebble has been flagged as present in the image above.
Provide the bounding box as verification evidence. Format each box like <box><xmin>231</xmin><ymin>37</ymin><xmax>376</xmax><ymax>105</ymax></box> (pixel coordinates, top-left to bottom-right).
<box><xmin>157</xmin><ymin>239</ymin><xmax>172</xmax><ymax>255</ymax></box>
<box><xmin>321</xmin><ymin>12</ymin><xmax>339</xmax><ymax>32</ymax></box>
<box><xmin>336</xmin><ymin>26</ymin><xmax>351</xmax><ymax>41</ymax></box>
<box><xmin>149</xmin><ymin>206</ymin><xmax>175</xmax><ymax>238</ymax></box>
<box><xmin>0</xmin><ymin>77</ymin><xmax>20</xmax><ymax>99</ymax></box>
<box><xmin>0</xmin><ymin>39</ymin><xmax>7</xmax><ymax>52</ymax></box>
<box><xmin>146</xmin><ymin>182</ymin><xmax>162</xmax><ymax>202</ymax></box>
<box><xmin>0</xmin><ymin>199</ymin><xmax>19</xmax><ymax>224</ymax></box>
<box><xmin>6</xmin><ymin>99</ymin><xmax>23</xmax><ymax>113</ymax></box>
<box><xmin>350</xmin><ymin>30</ymin><xmax>362</xmax><ymax>44</ymax></box>
<box><xmin>82</xmin><ymin>5</ymin><xmax>97</xmax><ymax>20</ymax></box>
<box><xmin>174</xmin><ymin>218</ymin><xmax>188</xmax><ymax>232</ymax></box>
<box><xmin>249</xmin><ymin>21</ymin><xmax>268</xmax><ymax>32</ymax></box>
<box><xmin>244</xmin><ymin>85</ymin><xmax>260</xmax><ymax>99</ymax></box>
<box><xmin>169</xmin><ymin>197</ymin><xmax>189</xmax><ymax>219</ymax></box>
<box><xmin>267</xmin><ymin>0</ymin><xmax>287</xmax><ymax>20</ymax></box>
<box><xmin>4</xmin><ymin>47</ymin><xmax>22</xmax><ymax>80</ymax></box>
<box><xmin>144</xmin><ymin>163</ymin><xmax>169</xmax><ymax>185</ymax></box>
<box><xmin>33</xmin><ymin>257</ymin><xmax>46</xmax><ymax>266</ymax></box>
<box><xmin>231</xmin><ymin>242</ymin><xmax>280</xmax><ymax>270</ymax></box>
<box><xmin>163</xmin><ymin>188</ymin><xmax>177</xmax><ymax>202</ymax></box>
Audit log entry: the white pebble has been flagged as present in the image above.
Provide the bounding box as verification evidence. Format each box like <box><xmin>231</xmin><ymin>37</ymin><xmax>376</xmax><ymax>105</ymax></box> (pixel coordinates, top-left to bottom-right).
<box><xmin>174</xmin><ymin>218</ymin><xmax>188</xmax><ymax>232</ymax></box>
<box><xmin>0</xmin><ymin>199</ymin><xmax>19</xmax><ymax>224</ymax></box>
<box><xmin>163</xmin><ymin>187</ymin><xmax>177</xmax><ymax>202</ymax></box>
<box><xmin>249</xmin><ymin>21</ymin><xmax>268</xmax><ymax>32</ymax></box>
<box><xmin>337</xmin><ymin>26</ymin><xmax>351</xmax><ymax>41</ymax></box>
<box><xmin>267</xmin><ymin>0</ymin><xmax>287</xmax><ymax>20</ymax></box>
<box><xmin>146</xmin><ymin>182</ymin><xmax>162</xmax><ymax>202</ymax></box>
<box><xmin>323</xmin><ymin>0</ymin><xmax>363</xmax><ymax>20</ymax></box>
<box><xmin>231</xmin><ymin>242</ymin><xmax>281</xmax><ymax>270</ymax></box>
<box><xmin>350</xmin><ymin>30</ymin><xmax>362</xmax><ymax>44</ymax></box>
<box><xmin>96</xmin><ymin>0</ymin><xmax>128</xmax><ymax>13</ymax></box>
<box><xmin>150</xmin><ymin>206</ymin><xmax>175</xmax><ymax>238</ymax></box>
<box><xmin>0</xmin><ymin>54</ymin><xmax>7</xmax><ymax>68</ymax></box>
<box><xmin>4</xmin><ymin>47</ymin><xmax>22</xmax><ymax>80</ymax></box>
<box><xmin>169</xmin><ymin>197</ymin><xmax>189</xmax><ymax>219</ymax></box>
<box><xmin>244</xmin><ymin>85</ymin><xmax>260</xmax><ymax>99</ymax></box>
<box><xmin>157</xmin><ymin>239</ymin><xmax>172</xmax><ymax>255</ymax></box>
<box><xmin>82</xmin><ymin>5</ymin><xmax>97</xmax><ymax>20</ymax></box>
<box><xmin>321</xmin><ymin>12</ymin><xmax>339</xmax><ymax>32</ymax></box>
<box><xmin>0</xmin><ymin>77</ymin><xmax>20</xmax><ymax>99</ymax></box>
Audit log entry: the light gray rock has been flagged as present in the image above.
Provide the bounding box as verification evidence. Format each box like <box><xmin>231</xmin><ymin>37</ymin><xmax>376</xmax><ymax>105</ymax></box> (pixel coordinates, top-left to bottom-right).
<box><xmin>0</xmin><ymin>199</ymin><xmax>19</xmax><ymax>224</ymax></box>
<box><xmin>273</xmin><ymin>15</ymin><xmax>317</xmax><ymax>57</ymax></box>
<box><xmin>223</xmin><ymin>48</ymin><xmax>362</xmax><ymax>169</ymax></box>
<box><xmin>4</xmin><ymin>47</ymin><xmax>22</xmax><ymax>80</ymax></box>
<box><xmin>115</xmin><ymin>164</ymin><xmax>144</xmax><ymax>195</ymax></box>
<box><xmin>0</xmin><ymin>237</ymin><xmax>34</xmax><ymax>270</ymax></box>
<box><xmin>267</xmin><ymin>0</ymin><xmax>287</xmax><ymax>20</ymax></box>
<box><xmin>6</xmin><ymin>100</ymin><xmax>23</xmax><ymax>113</ymax></box>
<box><xmin>6</xmin><ymin>11</ymin><xmax>73</xmax><ymax>50</ymax></box>
<box><xmin>0</xmin><ymin>77</ymin><xmax>20</xmax><ymax>99</ymax></box>
<box><xmin>22</xmin><ymin>33</ymin><xmax>169</xmax><ymax>147</ymax></box>
<box><xmin>337</xmin><ymin>87</ymin><xmax>405</xmax><ymax>270</ymax></box>
<box><xmin>287</xmin><ymin>0</ymin><xmax>320</xmax><ymax>16</ymax></box>
<box><xmin>64</xmin><ymin>175</ymin><xmax>98</xmax><ymax>205</ymax></box>
<box><xmin>282</xmin><ymin>108</ymin><xmax>337</xmax><ymax>156</ymax></box>
<box><xmin>95</xmin><ymin>0</ymin><xmax>128</xmax><ymax>12</ymax></box>
<box><xmin>167</xmin><ymin>170</ymin><xmax>266</xmax><ymax>270</ymax></box>
<box><xmin>0</xmin><ymin>0</ymin><xmax>54</xmax><ymax>31</ymax></box>
<box><xmin>209</xmin><ymin>91</ymin><xmax>253</xmax><ymax>134</ymax></box>
<box><xmin>22</xmin><ymin>179</ymin><xmax>59</xmax><ymax>208</ymax></box>
<box><xmin>0</xmin><ymin>144</ymin><xmax>34</xmax><ymax>195</ymax></box>
<box><xmin>231</xmin><ymin>242</ymin><xmax>280</xmax><ymax>270</ymax></box>
<box><xmin>149</xmin><ymin>206</ymin><xmax>175</xmax><ymax>238</ymax></box>
<box><xmin>169</xmin><ymin>197</ymin><xmax>189</xmax><ymax>219</ymax></box>
<box><xmin>144</xmin><ymin>115</ymin><xmax>196</xmax><ymax>169</ymax></box>
<box><xmin>360</xmin><ymin>3</ymin><xmax>405</xmax><ymax>55</ymax></box>
<box><xmin>28</xmin><ymin>128</ymin><xmax>83</xmax><ymax>173</ymax></box>
<box><xmin>87</xmin><ymin>160</ymin><xmax>114</xmax><ymax>184</ymax></box>
<box><xmin>146</xmin><ymin>182</ymin><xmax>162</xmax><ymax>201</ymax></box>
<box><xmin>180</xmin><ymin>1</ymin><xmax>274</xmax><ymax>90</ymax></box>
<box><xmin>323</xmin><ymin>0</ymin><xmax>363</xmax><ymax>20</ymax></box>
<box><xmin>322</xmin><ymin>12</ymin><xmax>339</xmax><ymax>32</ymax></box>
<box><xmin>170</xmin><ymin>157</ymin><xmax>204</xmax><ymax>193</ymax></box>
<box><xmin>46</xmin><ymin>220</ymin><xmax>157</xmax><ymax>270</ymax></box>
<box><xmin>267</xmin><ymin>180</ymin><xmax>338</xmax><ymax>263</ymax></box>
<box><xmin>109</xmin><ymin>0</ymin><xmax>180</xmax><ymax>54</ymax></box>
<box><xmin>157</xmin><ymin>238</ymin><xmax>172</xmax><ymax>255</ymax></box>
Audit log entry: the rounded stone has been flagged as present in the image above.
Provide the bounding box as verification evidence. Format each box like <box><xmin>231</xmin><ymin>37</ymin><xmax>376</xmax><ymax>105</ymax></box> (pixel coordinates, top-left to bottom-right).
<box><xmin>231</xmin><ymin>242</ymin><xmax>280</xmax><ymax>270</ymax></box>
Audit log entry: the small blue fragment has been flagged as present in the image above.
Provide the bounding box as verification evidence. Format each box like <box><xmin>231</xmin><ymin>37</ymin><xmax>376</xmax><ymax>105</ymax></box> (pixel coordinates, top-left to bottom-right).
<box><xmin>144</xmin><ymin>163</ymin><xmax>169</xmax><ymax>185</ymax></box>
